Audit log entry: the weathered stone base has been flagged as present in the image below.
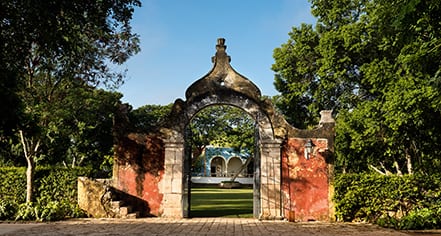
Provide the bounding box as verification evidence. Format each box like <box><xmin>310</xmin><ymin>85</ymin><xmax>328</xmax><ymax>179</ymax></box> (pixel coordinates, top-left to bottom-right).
<box><xmin>78</xmin><ymin>177</ymin><xmax>112</xmax><ymax>218</ymax></box>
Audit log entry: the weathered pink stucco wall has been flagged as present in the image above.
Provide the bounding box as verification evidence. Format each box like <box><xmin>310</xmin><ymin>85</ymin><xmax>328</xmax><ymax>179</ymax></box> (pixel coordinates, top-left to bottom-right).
<box><xmin>281</xmin><ymin>138</ymin><xmax>332</xmax><ymax>222</ymax></box>
<box><xmin>113</xmin><ymin>134</ymin><xmax>165</xmax><ymax>216</ymax></box>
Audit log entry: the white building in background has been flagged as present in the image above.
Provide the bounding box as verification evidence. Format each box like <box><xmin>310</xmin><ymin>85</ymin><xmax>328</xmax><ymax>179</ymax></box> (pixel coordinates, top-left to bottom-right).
<box><xmin>191</xmin><ymin>146</ymin><xmax>253</xmax><ymax>185</ymax></box>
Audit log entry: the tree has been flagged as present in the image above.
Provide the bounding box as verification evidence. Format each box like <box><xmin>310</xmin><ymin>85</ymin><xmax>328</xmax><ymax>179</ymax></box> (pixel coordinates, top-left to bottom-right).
<box><xmin>44</xmin><ymin>88</ymin><xmax>123</xmax><ymax>170</ymax></box>
<box><xmin>272</xmin><ymin>24</ymin><xmax>322</xmax><ymax>129</ymax></box>
<box><xmin>189</xmin><ymin>105</ymin><xmax>255</xmax><ymax>156</ymax></box>
<box><xmin>1</xmin><ymin>0</ymin><xmax>141</xmax><ymax>202</ymax></box>
<box><xmin>272</xmin><ymin>0</ymin><xmax>441</xmax><ymax>174</ymax></box>
<box><xmin>129</xmin><ymin>104</ymin><xmax>173</xmax><ymax>132</ymax></box>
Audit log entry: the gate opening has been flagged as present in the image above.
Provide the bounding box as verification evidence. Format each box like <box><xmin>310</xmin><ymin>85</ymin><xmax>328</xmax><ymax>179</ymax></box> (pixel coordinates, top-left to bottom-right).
<box><xmin>184</xmin><ymin>105</ymin><xmax>259</xmax><ymax>218</ymax></box>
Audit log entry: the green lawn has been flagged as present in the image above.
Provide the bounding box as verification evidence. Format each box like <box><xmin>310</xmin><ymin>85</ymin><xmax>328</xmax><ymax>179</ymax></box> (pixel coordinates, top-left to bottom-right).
<box><xmin>190</xmin><ymin>187</ymin><xmax>253</xmax><ymax>218</ymax></box>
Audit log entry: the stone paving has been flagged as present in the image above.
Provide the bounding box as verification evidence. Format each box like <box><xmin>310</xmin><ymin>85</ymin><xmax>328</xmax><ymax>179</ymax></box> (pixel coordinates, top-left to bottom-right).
<box><xmin>1</xmin><ymin>218</ymin><xmax>440</xmax><ymax>236</ymax></box>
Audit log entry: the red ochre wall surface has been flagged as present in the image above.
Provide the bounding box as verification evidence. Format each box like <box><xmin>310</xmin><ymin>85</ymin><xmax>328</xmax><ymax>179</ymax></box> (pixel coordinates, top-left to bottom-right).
<box><xmin>113</xmin><ymin>134</ymin><xmax>165</xmax><ymax>216</ymax></box>
<box><xmin>112</xmin><ymin>135</ymin><xmax>333</xmax><ymax>220</ymax></box>
<box><xmin>281</xmin><ymin>138</ymin><xmax>332</xmax><ymax>222</ymax></box>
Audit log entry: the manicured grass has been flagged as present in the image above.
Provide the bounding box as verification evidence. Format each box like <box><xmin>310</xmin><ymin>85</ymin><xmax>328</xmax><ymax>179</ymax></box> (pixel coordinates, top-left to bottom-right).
<box><xmin>190</xmin><ymin>187</ymin><xmax>253</xmax><ymax>218</ymax></box>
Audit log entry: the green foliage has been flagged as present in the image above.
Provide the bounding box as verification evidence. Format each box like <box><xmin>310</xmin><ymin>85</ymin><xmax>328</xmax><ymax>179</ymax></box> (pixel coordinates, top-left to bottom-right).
<box><xmin>129</xmin><ymin>104</ymin><xmax>173</xmax><ymax>132</ymax></box>
<box><xmin>0</xmin><ymin>167</ymin><xmax>26</xmax><ymax>204</ymax></box>
<box><xmin>191</xmin><ymin>153</ymin><xmax>205</xmax><ymax>174</ymax></box>
<box><xmin>14</xmin><ymin>200</ymin><xmax>85</xmax><ymax>221</ymax></box>
<box><xmin>190</xmin><ymin>105</ymin><xmax>255</xmax><ymax>152</ymax></box>
<box><xmin>334</xmin><ymin>173</ymin><xmax>441</xmax><ymax>229</ymax></box>
<box><xmin>2</xmin><ymin>0</ymin><xmax>141</xmax><ymax>86</ymax></box>
<box><xmin>0</xmin><ymin>87</ymin><xmax>121</xmax><ymax>171</ymax></box>
<box><xmin>377</xmin><ymin>207</ymin><xmax>441</xmax><ymax>230</ymax></box>
<box><xmin>0</xmin><ymin>200</ymin><xmax>18</xmax><ymax>220</ymax></box>
<box><xmin>0</xmin><ymin>136</ymin><xmax>24</xmax><ymax>166</ymax></box>
<box><xmin>36</xmin><ymin>200</ymin><xmax>68</xmax><ymax>221</ymax></box>
<box><xmin>397</xmin><ymin>207</ymin><xmax>441</xmax><ymax>230</ymax></box>
<box><xmin>55</xmin><ymin>89</ymin><xmax>122</xmax><ymax>169</ymax></box>
<box><xmin>26</xmin><ymin>88</ymin><xmax>122</xmax><ymax>170</ymax></box>
<box><xmin>15</xmin><ymin>202</ymin><xmax>37</xmax><ymax>221</ymax></box>
<box><xmin>1</xmin><ymin>0</ymin><xmax>141</xmax><ymax>202</ymax></box>
<box><xmin>272</xmin><ymin>24</ymin><xmax>322</xmax><ymax>128</ymax></box>
<box><xmin>273</xmin><ymin>0</ymin><xmax>441</xmax><ymax>174</ymax></box>
<box><xmin>0</xmin><ymin>167</ymin><xmax>92</xmax><ymax>221</ymax></box>
<box><xmin>34</xmin><ymin>167</ymin><xmax>94</xmax><ymax>203</ymax></box>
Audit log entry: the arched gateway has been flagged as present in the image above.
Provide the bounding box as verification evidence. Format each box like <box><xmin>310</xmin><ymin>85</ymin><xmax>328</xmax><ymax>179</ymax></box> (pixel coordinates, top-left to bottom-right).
<box><xmin>99</xmin><ymin>38</ymin><xmax>335</xmax><ymax>221</ymax></box>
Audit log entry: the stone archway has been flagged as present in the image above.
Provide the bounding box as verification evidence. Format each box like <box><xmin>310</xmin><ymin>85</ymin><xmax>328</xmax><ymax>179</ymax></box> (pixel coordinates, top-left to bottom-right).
<box><xmin>108</xmin><ymin>38</ymin><xmax>336</xmax><ymax>222</ymax></box>
<box><xmin>160</xmin><ymin>38</ymin><xmax>283</xmax><ymax>219</ymax></box>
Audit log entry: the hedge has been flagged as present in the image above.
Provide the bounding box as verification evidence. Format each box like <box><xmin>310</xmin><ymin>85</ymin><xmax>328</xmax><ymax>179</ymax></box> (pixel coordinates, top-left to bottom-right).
<box><xmin>0</xmin><ymin>167</ymin><xmax>26</xmax><ymax>204</ymax></box>
<box><xmin>0</xmin><ymin>166</ymin><xmax>95</xmax><ymax>221</ymax></box>
<box><xmin>334</xmin><ymin>173</ymin><xmax>441</xmax><ymax>229</ymax></box>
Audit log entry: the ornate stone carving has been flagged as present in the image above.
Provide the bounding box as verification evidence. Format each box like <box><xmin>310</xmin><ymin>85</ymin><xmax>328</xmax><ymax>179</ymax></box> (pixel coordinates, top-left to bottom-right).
<box><xmin>185</xmin><ymin>38</ymin><xmax>261</xmax><ymax>103</ymax></box>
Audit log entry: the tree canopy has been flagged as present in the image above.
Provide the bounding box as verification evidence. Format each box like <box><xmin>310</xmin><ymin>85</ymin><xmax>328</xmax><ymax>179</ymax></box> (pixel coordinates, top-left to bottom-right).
<box><xmin>1</xmin><ymin>0</ymin><xmax>141</xmax><ymax>202</ymax></box>
<box><xmin>189</xmin><ymin>105</ymin><xmax>255</xmax><ymax>153</ymax></box>
<box><xmin>1</xmin><ymin>0</ymin><xmax>140</xmax><ymax>132</ymax></box>
<box><xmin>129</xmin><ymin>103</ymin><xmax>174</xmax><ymax>132</ymax></box>
<box><xmin>272</xmin><ymin>0</ymin><xmax>441</xmax><ymax>174</ymax></box>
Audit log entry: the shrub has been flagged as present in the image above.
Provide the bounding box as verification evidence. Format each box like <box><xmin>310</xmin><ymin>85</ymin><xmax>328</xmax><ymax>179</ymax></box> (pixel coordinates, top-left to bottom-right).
<box><xmin>35</xmin><ymin>167</ymin><xmax>93</xmax><ymax>205</ymax></box>
<box><xmin>15</xmin><ymin>202</ymin><xmax>37</xmax><ymax>221</ymax></box>
<box><xmin>0</xmin><ymin>166</ymin><xmax>93</xmax><ymax>221</ymax></box>
<box><xmin>0</xmin><ymin>200</ymin><xmax>18</xmax><ymax>220</ymax></box>
<box><xmin>334</xmin><ymin>173</ymin><xmax>441</xmax><ymax>229</ymax></box>
<box><xmin>37</xmin><ymin>199</ymin><xmax>77</xmax><ymax>221</ymax></box>
<box><xmin>398</xmin><ymin>207</ymin><xmax>441</xmax><ymax>230</ymax></box>
<box><xmin>0</xmin><ymin>167</ymin><xmax>26</xmax><ymax>204</ymax></box>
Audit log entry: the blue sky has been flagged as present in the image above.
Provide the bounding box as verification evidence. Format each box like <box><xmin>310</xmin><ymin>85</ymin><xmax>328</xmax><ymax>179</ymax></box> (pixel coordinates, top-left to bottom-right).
<box><xmin>117</xmin><ymin>0</ymin><xmax>316</xmax><ymax>108</ymax></box>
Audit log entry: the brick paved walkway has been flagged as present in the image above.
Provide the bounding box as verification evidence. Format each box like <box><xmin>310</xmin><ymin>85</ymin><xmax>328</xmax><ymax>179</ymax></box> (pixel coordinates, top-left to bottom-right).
<box><xmin>1</xmin><ymin>218</ymin><xmax>440</xmax><ymax>236</ymax></box>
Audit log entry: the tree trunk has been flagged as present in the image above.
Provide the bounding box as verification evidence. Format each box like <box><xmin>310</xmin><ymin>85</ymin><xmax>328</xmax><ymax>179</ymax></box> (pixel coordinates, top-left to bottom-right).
<box><xmin>369</xmin><ymin>164</ymin><xmax>386</xmax><ymax>175</ymax></box>
<box><xmin>393</xmin><ymin>161</ymin><xmax>403</xmax><ymax>176</ymax></box>
<box><xmin>19</xmin><ymin>130</ymin><xmax>40</xmax><ymax>203</ymax></box>
<box><xmin>25</xmin><ymin>157</ymin><xmax>35</xmax><ymax>203</ymax></box>
<box><xmin>405</xmin><ymin>151</ymin><xmax>413</xmax><ymax>175</ymax></box>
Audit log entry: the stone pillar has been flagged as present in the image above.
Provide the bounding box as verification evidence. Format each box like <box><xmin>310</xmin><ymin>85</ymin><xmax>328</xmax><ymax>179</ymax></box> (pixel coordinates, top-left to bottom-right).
<box><xmin>260</xmin><ymin>139</ymin><xmax>283</xmax><ymax>220</ymax></box>
<box><xmin>161</xmin><ymin>141</ymin><xmax>184</xmax><ymax>217</ymax></box>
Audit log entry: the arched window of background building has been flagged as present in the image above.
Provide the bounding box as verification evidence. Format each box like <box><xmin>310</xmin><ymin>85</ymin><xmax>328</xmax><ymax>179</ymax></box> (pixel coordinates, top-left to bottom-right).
<box><xmin>210</xmin><ymin>156</ymin><xmax>226</xmax><ymax>177</ymax></box>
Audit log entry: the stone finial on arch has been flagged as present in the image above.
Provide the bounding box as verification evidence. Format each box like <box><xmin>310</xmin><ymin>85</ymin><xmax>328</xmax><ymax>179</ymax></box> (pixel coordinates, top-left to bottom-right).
<box><xmin>185</xmin><ymin>38</ymin><xmax>262</xmax><ymax>103</ymax></box>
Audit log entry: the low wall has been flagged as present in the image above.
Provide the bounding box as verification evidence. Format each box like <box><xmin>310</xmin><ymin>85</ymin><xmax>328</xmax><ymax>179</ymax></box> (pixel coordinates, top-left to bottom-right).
<box><xmin>191</xmin><ymin>177</ymin><xmax>253</xmax><ymax>185</ymax></box>
<box><xmin>113</xmin><ymin>134</ymin><xmax>165</xmax><ymax>216</ymax></box>
<box><xmin>281</xmin><ymin>138</ymin><xmax>333</xmax><ymax>222</ymax></box>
